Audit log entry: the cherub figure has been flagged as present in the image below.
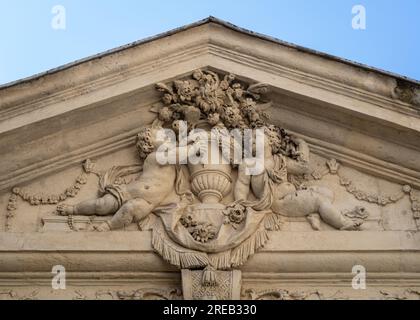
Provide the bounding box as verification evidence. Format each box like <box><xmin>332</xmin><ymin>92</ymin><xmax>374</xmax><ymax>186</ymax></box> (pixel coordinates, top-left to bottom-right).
<box><xmin>57</xmin><ymin>126</ymin><xmax>197</xmax><ymax>231</ymax></box>
<box><xmin>235</xmin><ymin>126</ymin><xmax>364</xmax><ymax>230</ymax></box>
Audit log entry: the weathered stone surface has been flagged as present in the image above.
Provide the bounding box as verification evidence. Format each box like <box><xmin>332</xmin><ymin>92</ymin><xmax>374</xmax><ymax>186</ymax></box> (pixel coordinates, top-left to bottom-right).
<box><xmin>0</xmin><ymin>17</ymin><xmax>419</xmax><ymax>300</ymax></box>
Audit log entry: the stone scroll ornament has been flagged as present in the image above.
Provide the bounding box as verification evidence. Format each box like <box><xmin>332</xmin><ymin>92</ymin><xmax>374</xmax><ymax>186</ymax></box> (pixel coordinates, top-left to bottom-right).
<box><xmin>54</xmin><ymin>69</ymin><xmax>371</xmax><ymax>288</ymax></box>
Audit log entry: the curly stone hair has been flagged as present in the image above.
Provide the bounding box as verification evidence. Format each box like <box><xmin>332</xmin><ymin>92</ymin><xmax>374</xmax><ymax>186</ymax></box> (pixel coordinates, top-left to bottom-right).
<box><xmin>136</xmin><ymin>127</ymin><xmax>156</xmax><ymax>160</ymax></box>
<box><xmin>264</xmin><ymin>125</ymin><xmax>283</xmax><ymax>154</ymax></box>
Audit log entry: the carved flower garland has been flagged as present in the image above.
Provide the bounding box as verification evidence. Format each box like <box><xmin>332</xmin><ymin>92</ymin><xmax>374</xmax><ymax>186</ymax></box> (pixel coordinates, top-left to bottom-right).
<box><xmin>338</xmin><ymin>177</ymin><xmax>407</xmax><ymax>206</ymax></box>
<box><xmin>310</xmin><ymin>158</ymin><xmax>420</xmax><ymax>227</ymax></box>
<box><xmin>5</xmin><ymin>159</ymin><xmax>96</xmax><ymax>231</ymax></box>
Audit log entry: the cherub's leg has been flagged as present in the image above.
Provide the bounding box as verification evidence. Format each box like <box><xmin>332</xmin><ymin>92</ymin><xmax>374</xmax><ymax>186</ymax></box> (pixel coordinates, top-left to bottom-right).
<box><xmin>57</xmin><ymin>194</ymin><xmax>119</xmax><ymax>216</ymax></box>
<box><xmin>271</xmin><ymin>189</ymin><xmax>318</xmax><ymax>217</ymax></box>
<box><xmin>317</xmin><ymin>199</ymin><xmax>362</xmax><ymax>230</ymax></box>
<box><xmin>98</xmin><ymin>198</ymin><xmax>154</xmax><ymax>231</ymax></box>
<box><xmin>316</xmin><ymin>198</ymin><xmax>349</xmax><ymax>229</ymax></box>
<box><xmin>272</xmin><ymin>189</ymin><xmax>359</xmax><ymax>230</ymax></box>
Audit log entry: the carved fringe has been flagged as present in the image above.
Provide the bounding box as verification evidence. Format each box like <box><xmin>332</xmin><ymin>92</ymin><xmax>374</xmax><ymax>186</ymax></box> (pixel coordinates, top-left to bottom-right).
<box><xmin>151</xmin><ymin>227</ymin><xmax>270</xmax><ymax>270</ymax></box>
<box><xmin>264</xmin><ymin>213</ymin><xmax>283</xmax><ymax>231</ymax></box>
<box><xmin>151</xmin><ymin>229</ymin><xmax>209</xmax><ymax>269</ymax></box>
<box><xmin>230</xmin><ymin>228</ymin><xmax>269</xmax><ymax>268</ymax></box>
<box><xmin>209</xmin><ymin>251</ymin><xmax>232</xmax><ymax>270</ymax></box>
<box><xmin>145</xmin><ymin>213</ymin><xmax>279</xmax><ymax>270</ymax></box>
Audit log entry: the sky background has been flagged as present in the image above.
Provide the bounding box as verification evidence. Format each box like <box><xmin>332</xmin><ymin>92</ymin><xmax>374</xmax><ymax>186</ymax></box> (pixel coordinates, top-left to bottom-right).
<box><xmin>0</xmin><ymin>0</ymin><xmax>419</xmax><ymax>86</ymax></box>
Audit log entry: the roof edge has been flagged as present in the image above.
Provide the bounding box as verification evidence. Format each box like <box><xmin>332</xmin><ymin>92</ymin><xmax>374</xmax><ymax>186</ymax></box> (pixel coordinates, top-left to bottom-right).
<box><xmin>0</xmin><ymin>16</ymin><xmax>418</xmax><ymax>91</ymax></box>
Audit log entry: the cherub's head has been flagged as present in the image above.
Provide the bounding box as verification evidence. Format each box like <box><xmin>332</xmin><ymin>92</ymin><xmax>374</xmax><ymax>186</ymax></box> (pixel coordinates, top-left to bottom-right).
<box><xmin>136</xmin><ymin>127</ymin><xmax>166</xmax><ymax>160</ymax></box>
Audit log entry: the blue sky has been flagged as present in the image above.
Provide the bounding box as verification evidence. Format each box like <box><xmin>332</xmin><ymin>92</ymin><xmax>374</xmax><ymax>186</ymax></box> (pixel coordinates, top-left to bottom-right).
<box><xmin>0</xmin><ymin>0</ymin><xmax>419</xmax><ymax>85</ymax></box>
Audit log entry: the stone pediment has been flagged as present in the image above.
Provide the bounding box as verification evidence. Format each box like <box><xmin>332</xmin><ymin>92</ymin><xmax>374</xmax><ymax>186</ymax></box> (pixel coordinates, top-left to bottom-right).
<box><xmin>1</xmin><ymin>17</ymin><xmax>420</xmax><ymax>193</ymax></box>
<box><xmin>0</xmin><ymin>17</ymin><xmax>419</xmax><ymax>300</ymax></box>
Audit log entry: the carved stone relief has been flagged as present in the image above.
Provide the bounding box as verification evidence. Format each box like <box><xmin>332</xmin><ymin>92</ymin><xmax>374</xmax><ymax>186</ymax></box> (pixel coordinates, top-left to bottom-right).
<box><xmin>4</xmin><ymin>69</ymin><xmax>420</xmax><ymax>299</ymax></box>
<box><xmin>182</xmin><ymin>269</ymin><xmax>241</xmax><ymax>300</ymax></box>
<box><xmin>0</xmin><ymin>288</ymin><xmax>183</xmax><ymax>301</ymax></box>
<box><xmin>2</xmin><ymin>286</ymin><xmax>419</xmax><ymax>301</ymax></box>
<box><xmin>242</xmin><ymin>288</ymin><xmax>420</xmax><ymax>301</ymax></box>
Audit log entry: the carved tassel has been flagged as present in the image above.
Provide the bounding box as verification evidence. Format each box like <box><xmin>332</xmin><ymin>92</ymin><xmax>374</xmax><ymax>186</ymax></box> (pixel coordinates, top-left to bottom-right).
<box><xmin>202</xmin><ymin>266</ymin><xmax>218</xmax><ymax>287</ymax></box>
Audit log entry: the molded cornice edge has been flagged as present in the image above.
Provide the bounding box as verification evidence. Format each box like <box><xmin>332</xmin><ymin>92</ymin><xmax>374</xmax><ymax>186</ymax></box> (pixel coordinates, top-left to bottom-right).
<box><xmin>1</xmin><ymin>18</ymin><xmax>419</xmax><ymax>130</ymax></box>
<box><xmin>0</xmin><ymin>18</ymin><xmax>419</xmax><ymax>192</ymax></box>
<box><xmin>0</xmin><ymin>231</ymin><xmax>418</xmax><ymax>275</ymax></box>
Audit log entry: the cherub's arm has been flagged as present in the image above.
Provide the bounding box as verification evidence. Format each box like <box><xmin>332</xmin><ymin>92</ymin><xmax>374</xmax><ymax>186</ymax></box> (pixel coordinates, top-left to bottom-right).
<box><xmin>284</xmin><ymin>137</ymin><xmax>310</xmax><ymax>175</ymax></box>
<box><xmin>234</xmin><ymin>159</ymin><xmax>253</xmax><ymax>201</ymax></box>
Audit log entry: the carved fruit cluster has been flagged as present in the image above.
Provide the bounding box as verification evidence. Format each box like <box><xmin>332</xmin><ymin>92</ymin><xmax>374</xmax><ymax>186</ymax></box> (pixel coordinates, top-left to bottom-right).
<box><xmin>155</xmin><ymin>69</ymin><xmax>270</xmax><ymax>130</ymax></box>
<box><xmin>179</xmin><ymin>214</ymin><xmax>217</xmax><ymax>243</ymax></box>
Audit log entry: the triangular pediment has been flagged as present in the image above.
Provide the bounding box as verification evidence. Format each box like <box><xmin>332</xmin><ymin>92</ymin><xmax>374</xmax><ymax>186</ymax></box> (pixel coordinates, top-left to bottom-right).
<box><xmin>1</xmin><ymin>17</ymin><xmax>419</xmax><ymax>193</ymax></box>
<box><xmin>1</xmin><ymin>18</ymin><xmax>420</xmax><ymax>301</ymax></box>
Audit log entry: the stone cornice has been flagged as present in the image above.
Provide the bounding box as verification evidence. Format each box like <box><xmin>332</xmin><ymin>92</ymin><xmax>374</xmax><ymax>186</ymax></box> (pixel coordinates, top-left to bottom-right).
<box><xmin>207</xmin><ymin>43</ymin><xmax>420</xmax><ymax>121</ymax></box>
<box><xmin>1</xmin><ymin>272</ymin><xmax>419</xmax><ymax>288</ymax></box>
<box><xmin>0</xmin><ymin>18</ymin><xmax>419</xmax><ymax>193</ymax></box>
<box><xmin>1</xmin><ymin>16</ymin><xmax>418</xmax><ymax>93</ymax></box>
<box><xmin>0</xmin><ymin>231</ymin><xmax>418</xmax><ymax>274</ymax></box>
<box><xmin>1</xmin><ymin>19</ymin><xmax>419</xmax><ymax>131</ymax></box>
